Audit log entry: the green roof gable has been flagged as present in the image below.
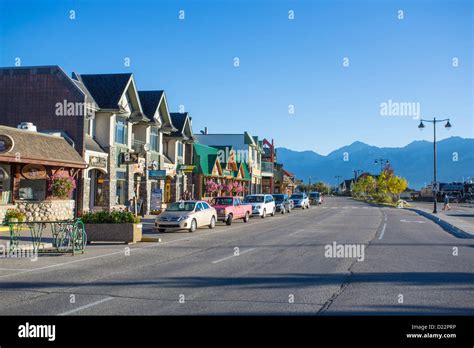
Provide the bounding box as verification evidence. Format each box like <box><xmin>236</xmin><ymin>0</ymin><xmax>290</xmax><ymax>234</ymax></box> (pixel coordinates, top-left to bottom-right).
<box><xmin>193</xmin><ymin>143</ymin><xmax>219</xmax><ymax>176</ymax></box>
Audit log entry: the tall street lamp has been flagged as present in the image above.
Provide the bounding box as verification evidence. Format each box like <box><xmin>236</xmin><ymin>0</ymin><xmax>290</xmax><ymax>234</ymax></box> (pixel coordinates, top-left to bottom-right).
<box><xmin>374</xmin><ymin>159</ymin><xmax>389</xmax><ymax>173</ymax></box>
<box><xmin>418</xmin><ymin>117</ymin><xmax>452</xmax><ymax>214</ymax></box>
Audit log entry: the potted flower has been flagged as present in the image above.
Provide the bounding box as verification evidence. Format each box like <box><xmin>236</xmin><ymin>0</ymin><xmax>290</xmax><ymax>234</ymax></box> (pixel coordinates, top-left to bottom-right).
<box><xmin>4</xmin><ymin>208</ymin><xmax>26</xmax><ymax>224</ymax></box>
<box><xmin>235</xmin><ymin>183</ymin><xmax>245</xmax><ymax>195</ymax></box>
<box><xmin>224</xmin><ymin>183</ymin><xmax>234</xmax><ymax>195</ymax></box>
<box><xmin>48</xmin><ymin>173</ymin><xmax>76</xmax><ymax>199</ymax></box>
<box><xmin>205</xmin><ymin>179</ymin><xmax>218</xmax><ymax>196</ymax></box>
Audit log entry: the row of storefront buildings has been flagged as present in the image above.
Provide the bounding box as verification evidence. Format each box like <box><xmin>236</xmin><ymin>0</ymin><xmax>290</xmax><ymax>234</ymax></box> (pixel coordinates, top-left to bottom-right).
<box><xmin>0</xmin><ymin>65</ymin><xmax>296</xmax><ymax>220</ymax></box>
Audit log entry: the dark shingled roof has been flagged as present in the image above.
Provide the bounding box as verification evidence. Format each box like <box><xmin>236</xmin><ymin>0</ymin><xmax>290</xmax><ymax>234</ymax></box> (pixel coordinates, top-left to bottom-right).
<box><xmin>169</xmin><ymin>112</ymin><xmax>189</xmax><ymax>138</ymax></box>
<box><xmin>0</xmin><ymin>125</ymin><xmax>86</xmax><ymax>168</ymax></box>
<box><xmin>76</xmin><ymin>73</ymin><xmax>132</xmax><ymax>109</ymax></box>
<box><xmin>85</xmin><ymin>134</ymin><xmax>106</xmax><ymax>153</ymax></box>
<box><xmin>138</xmin><ymin>91</ymin><xmax>164</xmax><ymax>119</ymax></box>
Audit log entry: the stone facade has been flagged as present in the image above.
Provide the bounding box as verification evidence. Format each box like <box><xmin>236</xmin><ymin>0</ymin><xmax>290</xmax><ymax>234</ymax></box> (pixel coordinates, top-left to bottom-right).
<box><xmin>0</xmin><ymin>200</ymin><xmax>75</xmax><ymax>222</ymax></box>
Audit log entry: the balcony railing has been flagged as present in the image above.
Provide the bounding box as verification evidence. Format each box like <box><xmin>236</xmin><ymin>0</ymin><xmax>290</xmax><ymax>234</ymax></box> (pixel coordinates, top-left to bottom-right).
<box><xmin>261</xmin><ymin>161</ymin><xmax>274</xmax><ymax>174</ymax></box>
<box><xmin>132</xmin><ymin>139</ymin><xmax>145</xmax><ymax>154</ymax></box>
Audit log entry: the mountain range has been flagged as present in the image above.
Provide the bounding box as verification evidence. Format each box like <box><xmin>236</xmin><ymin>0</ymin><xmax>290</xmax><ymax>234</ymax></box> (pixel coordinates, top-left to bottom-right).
<box><xmin>277</xmin><ymin>137</ymin><xmax>474</xmax><ymax>189</ymax></box>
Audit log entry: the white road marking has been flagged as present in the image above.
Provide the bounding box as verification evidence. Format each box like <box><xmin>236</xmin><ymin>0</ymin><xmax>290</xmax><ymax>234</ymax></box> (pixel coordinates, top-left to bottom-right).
<box><xmin>400</xmin><ymin>219</ymin><xmax>426</xmax><ymax>224</ymax></box>
<box><xmin>289</xmin><ymin>229</ymin><xmax>307</xmax><ymax>236</ymax></box>
<box><xmin>378</xmin><ymin>212</ymin><xmax>387</xmax><ymax>240</ymax></box>
<box><xmin>211</xmin><ymin>248</ymin><xmax>256</xmax><ymax>264</ymax></box>
<box><xmin>58</xmin><ymin>297</ymin><xmax>114</xmax><ymax>316</ymax></box>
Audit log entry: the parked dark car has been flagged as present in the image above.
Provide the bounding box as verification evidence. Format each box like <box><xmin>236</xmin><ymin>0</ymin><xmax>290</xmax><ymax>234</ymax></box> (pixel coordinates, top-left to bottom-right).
<box><xmin>463</xmin><ymin>194</ymin><xmax>474</xmax><ymax>204</ymax></box>
<box><xmin>272</xmin><ymin>194</ymin><xmax>292</xmax><ymax>214</ymax></box>
<box><xmin>447</xmin><ymin>192</ymin><xmax>462</xmax><ymax>203</ymax></box>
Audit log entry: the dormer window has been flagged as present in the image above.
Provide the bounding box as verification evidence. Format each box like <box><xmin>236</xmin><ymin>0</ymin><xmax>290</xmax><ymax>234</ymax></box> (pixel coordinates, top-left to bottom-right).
<box><xmin>150</xmin><ymin>127</ymin><xmax>159</xmax><ymax>152</ymax></box>
<box><xmin>115</xmin><ymin>117</ymin><xmax>128</xmax><ymax>145</ymax></box>
<box><xmin>124</xmin><ymin>91</ymin><xmax>135</xmax><ymax>113</ymax></box>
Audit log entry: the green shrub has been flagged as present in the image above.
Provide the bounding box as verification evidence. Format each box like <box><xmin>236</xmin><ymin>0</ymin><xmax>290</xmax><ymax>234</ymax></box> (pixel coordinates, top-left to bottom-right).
<box><xmin>79</xmin><ymin>210</ymin><xmax>140</xmax><ymax>224</ymax></box>
<box><xmin>4</xmin><ymin>208</ymin><xmax>26</xmax><ymax>223</ymax></box>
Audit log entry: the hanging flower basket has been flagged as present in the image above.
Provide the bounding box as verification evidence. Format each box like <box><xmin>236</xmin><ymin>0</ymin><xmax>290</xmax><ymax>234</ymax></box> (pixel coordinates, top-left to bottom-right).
<box><xmin>48</xmin><ymin>173</ymin><xmax>76</xmax><ymax>199</ymax></box>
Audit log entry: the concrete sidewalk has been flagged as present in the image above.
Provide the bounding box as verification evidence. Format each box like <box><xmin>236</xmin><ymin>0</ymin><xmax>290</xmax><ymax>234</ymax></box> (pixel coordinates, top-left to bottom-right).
<box><xmin>405</xmin><ymin>203</ymin><xmax>474</xmax><ymax>239</ymax></box>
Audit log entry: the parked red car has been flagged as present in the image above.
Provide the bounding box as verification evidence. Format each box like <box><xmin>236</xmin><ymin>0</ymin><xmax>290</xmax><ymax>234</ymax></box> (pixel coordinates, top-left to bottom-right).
<box><xmin>211</xmin><ymin>196</ymin><xmax>252</xmax><ymax>225</ymax></box>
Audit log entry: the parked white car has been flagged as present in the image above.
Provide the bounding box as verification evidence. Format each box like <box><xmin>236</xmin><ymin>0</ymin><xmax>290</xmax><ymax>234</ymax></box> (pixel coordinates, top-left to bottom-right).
<box><xmin>243</xmin><ymin>194</ymin><xmax>276</xmax><ymax>218</ymax></box>
<box><xmin>155</xmin><ymin>200</ymin><xmax>217</xmax><ymax>233</ymax></box>
<box><xmin>290</xmin><ymin>192</ymin><xmax>310</xmax><ymax>209</ymax></box>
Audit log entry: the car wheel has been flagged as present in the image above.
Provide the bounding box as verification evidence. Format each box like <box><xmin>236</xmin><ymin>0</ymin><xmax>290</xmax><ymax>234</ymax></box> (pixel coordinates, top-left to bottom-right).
<box><xmin>209</xmin><ymin>216</ymin><xmax>216</xmax><ymax>229</ymax></box>
<box><xmin>261</xmin><ymin>209</ymin><xmax>266</xmax><ymax>218</ymax></box>
<box><xmin>243</xmin><ymin>212</ymin><xmax>249</xmax><ymax>222</ymax></box>
<box><xmin>158</xmin><ymin>228</ymin><xmax>166</xmax><ymax>233</ymax></box>
<box><xmin>189</xmin><ymin>219</ymin><xmax>197</xmax><ymax>233</ymax></box>
<box><xmin>271</xmin><ymin>207</ymin><xmax>276</xmax><ymax>216</ymax></box>
<box><xmin>226</xmin><ymin>214</ymin><xmax>233</xmax><ymax>226</ymax></box>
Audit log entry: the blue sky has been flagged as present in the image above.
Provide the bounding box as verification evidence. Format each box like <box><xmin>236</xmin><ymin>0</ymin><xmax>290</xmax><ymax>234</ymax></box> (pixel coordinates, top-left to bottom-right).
<box><xmin>0</xmin><ymin>0</ymin><xmax>472</xmax><ymax>154</ymax></box>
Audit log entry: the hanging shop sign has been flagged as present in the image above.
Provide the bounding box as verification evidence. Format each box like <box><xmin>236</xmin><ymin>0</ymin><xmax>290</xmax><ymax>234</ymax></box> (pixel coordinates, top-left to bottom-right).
<box><xmin>148</xmin><ymin>170</ymin><xmax>167</xmax><ymax>180</ymax></box>
<box><xmin>89</xmin><ymin>155</ymin><xmax>107</xmax><ymax>169</ymax></box>
<box><xmin>132</xmin><ymin>158</ymin><xmax>146</xmax><ymax>175</ymax></box>
<box><xmin>178</xmin><ymin>164</ymin><xmax>195</xmax><ymax>173</ymax></box>
<box><xmin>122</xmin><ymin>152</ymin><xmax>140</xmax><ymax>164</ymax></box>
<box><xmin>0</xmin><ymin>135</ymin><xmax>14</xmax><ymax>154</ymax></box>
<box><xmin>148</xmin><ymin>160</ymin><xmax>158</xmax><ymax>170</ymax></box>
<box><xmin>22</xmin><ymin>164</ymin><xmax>47</xmax><ymax>180</ymax></box>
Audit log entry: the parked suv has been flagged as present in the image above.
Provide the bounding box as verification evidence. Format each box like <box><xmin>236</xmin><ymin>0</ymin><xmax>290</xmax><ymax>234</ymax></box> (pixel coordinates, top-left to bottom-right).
<box><xmin>309</xmin><ymin>192</ymin><xmax>322</xmax><ymax>205</ymax></box>
<box><xmin>290</xmin><ymin>192</ymin><xmax>310</xmax><ymax>209</ymax></box>
<box><xmin>212</xmin><ymin>196</ymin><xmax>252</xmax><ymax>225</ymax></box>
<box><xmin>272</xmin><ymin>194</ymin><xmax>292</xmax><ymax>214</ymax></box>
<box><xmin>243</xmin><ymin>194</ymin><xmax>276</xmax><ymax>218</ymax></box>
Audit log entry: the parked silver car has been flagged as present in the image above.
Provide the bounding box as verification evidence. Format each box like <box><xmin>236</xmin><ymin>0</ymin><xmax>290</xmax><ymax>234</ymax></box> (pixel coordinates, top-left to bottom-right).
<box><xmin>155</xmin><ymin>201</ymin><xmax>217</xmax><ymax>233</ymax></box>
<box><xmin>290</xmin><ymin>193</ymin><xmax>310</xmax><ymax>209</ymax></box>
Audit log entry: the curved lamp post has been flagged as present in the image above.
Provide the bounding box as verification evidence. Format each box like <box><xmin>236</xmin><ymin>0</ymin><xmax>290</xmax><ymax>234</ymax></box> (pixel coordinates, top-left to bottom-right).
<box><xmin>374</xmin><ymin>159</ymin><xmax>389</xmax><ymax>173</ymax></box>
<box><xmin>418</xmin><ymin>117</ymin><xmax>452</xmax><ymax>213</ymax></box>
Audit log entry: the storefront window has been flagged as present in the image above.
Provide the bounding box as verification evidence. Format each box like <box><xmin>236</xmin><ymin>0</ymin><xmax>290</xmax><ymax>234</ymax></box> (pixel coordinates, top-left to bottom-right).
<box><xmin>0</xmin><ymin>166</ymin><xmax>11</xmax><ymax>204</ymax></box>
<box><xmin>93</xmin><ymin>171</ymin><xmax>106</xmax><ymax>206</ymax></box>
<box><xmin>19</xmin><ymin>179</ymin><xmax>46</xmax><ymax>201</ymax></box>
<box><xmin>116</xmin><ymin>171</ymin><xmax>128</xmax><ymax>205</ymax></box>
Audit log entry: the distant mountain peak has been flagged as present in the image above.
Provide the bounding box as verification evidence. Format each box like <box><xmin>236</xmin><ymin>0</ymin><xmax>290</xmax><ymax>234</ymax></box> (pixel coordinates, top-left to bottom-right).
<box><xmin>276</xmin><ymin>136</ymin><xmax>474</xmax><ymax>189</ymax></box>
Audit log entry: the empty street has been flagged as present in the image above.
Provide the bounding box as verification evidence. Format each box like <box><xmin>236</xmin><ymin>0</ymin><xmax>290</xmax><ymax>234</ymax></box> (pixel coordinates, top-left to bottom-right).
<box><xmin>0</xmin><ymin>197</ymin><xmax>472</xmax><ymax>315</ymax></box>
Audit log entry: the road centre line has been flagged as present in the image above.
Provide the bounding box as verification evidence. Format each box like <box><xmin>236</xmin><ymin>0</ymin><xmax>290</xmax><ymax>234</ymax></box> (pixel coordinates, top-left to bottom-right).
<box><xmin>0</xmin><ymin>208</ymin><xmax>315</xmax><ymax>280</ymax></box>
<box><xmin>211</xmin><ymin>248</ymin><xmax>256</xmax><ymax>264</ymax></box>
<box><xmin>58</xmin><ymin>297</ymin><xmax>114</xmax><ymax>316</ymax></box>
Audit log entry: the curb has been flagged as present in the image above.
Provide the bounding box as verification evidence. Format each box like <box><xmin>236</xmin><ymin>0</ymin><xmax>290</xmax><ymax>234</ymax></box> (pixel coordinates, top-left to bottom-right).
<box><xmin>405</xmin><ymin>208</ymin><xmax>474</xmax><ymax>239</ymax></box>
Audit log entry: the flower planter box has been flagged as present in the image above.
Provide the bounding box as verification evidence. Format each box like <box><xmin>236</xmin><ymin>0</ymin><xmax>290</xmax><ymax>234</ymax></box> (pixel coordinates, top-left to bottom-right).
<box><xmin>85</xmin><ymin>223</ymin><xmax>142</xmax><ymax>244</ymax></box>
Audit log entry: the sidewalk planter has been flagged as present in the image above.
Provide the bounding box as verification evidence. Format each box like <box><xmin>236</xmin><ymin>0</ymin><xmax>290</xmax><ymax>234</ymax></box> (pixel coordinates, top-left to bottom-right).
<box><xmin>85</xmin><ymin>223</ymin><xmax>142</xmax><ymax>244</ymax></box>
<box><xmin>80</xmin><ymin>210</ymin><xmax>142</xmax><ymax>244</ymax></box>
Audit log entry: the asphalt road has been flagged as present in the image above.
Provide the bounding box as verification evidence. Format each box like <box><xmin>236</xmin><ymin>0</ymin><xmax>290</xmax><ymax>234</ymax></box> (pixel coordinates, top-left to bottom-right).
<box><xmin>0</xmin><ymin>197</ymin><xmax>473</xmax><ymax>315</ymax></box>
